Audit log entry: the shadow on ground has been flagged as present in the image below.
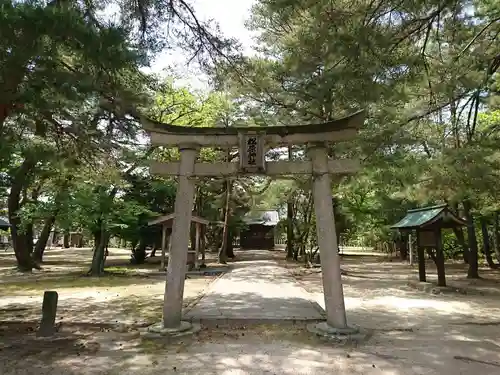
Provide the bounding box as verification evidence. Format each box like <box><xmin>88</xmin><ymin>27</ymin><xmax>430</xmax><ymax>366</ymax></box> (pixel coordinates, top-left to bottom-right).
<box><xmin>1</xmin><ymin>250</ymin><xmax>500</xmax><ymax>374</ymax></box>
<box><xmin>0</xmin><ymin>274</ymin><xmax>215</xmax><ymax>325</ymax></box>
<box><xmin>0</xmin><ymin>247</ymin><xmax>224</xmax><ymax>293</ymax></box>
<box><xmin>1</xmin><ymin>321</ymin><xmax>499</xmax><ymax>375</ymax></box>
<box><xmin>0</xmin><ymin>273</ymin><xmax>164</xmax><ymax>295</ymax></box>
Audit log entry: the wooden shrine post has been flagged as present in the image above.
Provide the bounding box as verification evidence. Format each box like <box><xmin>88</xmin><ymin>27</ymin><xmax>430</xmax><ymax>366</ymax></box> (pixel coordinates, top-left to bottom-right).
<box><xmin>416</xmin><ymin>229</ymin><xmax>426</xmax><ymax>282</ymax></box>
<box><xmin>408</xmin><ymin>233</ymin><xmax>413</xmax><ymax>266</ymax></box>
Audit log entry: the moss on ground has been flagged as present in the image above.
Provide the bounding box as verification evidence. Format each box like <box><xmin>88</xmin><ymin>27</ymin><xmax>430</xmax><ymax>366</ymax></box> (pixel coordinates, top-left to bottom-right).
<box><xmin>0</xmin><ymin>270</ymin><xmax>157</xmax><ymax>295</ymax></box>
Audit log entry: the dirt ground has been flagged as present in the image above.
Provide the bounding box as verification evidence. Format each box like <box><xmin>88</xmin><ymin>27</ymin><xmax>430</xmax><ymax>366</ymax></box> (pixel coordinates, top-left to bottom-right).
<box><xmin>0</xmin><ymin>247</ymin><xmax>221</xmax><ymax>324</ymax></box>
<box><xmin>1</xmin><ymin>248</ymin><xmax>500</xmax><ymax>374</ymax></box>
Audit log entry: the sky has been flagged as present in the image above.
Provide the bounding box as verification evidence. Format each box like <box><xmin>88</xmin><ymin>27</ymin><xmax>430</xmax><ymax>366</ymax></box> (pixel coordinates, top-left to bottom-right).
<box><xmin>142</xmin><ymin>0</ymin><xmax>257</xmax><ymax>90</ymax></box>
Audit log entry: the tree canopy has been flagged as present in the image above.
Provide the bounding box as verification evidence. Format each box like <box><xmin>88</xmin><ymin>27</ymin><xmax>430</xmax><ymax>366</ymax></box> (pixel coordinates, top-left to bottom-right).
<box><xmin>1</xmin><ymin>0</ymin><xmax>499</xmax><ymax>277</ymax></box>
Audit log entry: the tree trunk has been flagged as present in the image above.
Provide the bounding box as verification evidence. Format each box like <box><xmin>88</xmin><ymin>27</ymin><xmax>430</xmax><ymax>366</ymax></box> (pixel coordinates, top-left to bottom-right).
<box><xmin>451</xmin><ymin>204</ymin><xmax>469</xmax><ymax>263</ymax></box>
<box><xmin>286</xmin><ymin>146</ymin><xmax>294</xmax><ymax>259</ymax></box>
<box><xmin>226</xmin><ymin>228</ymin><xmax>235</xmax><ymax>258</ymax></box>
<box><xmin>63</xmin><ymin>230</ymin><xmax>70</xmax><ymax>248</ymax></box>
<box><xmin>435</xmin><ymin>248</ymin><xmax>446</xmax><ymax>287</ymax></box>
<box><xmin>7</xmin><ymin>157</ymin><xmax>38</xmax><ymax>271</ymax></box>
<box><xmin>463</xmin><ymin>200</ymin><xmax>480</xmax><ymax>279</ymax></box>
<box><xmin>25</xmin><ymin>222</ymin><xmax>34</xmax><ymax>255</ymax></box>
<box><xmin>24</xmin><ymin>184</ymin><xmax>43</xmax><ymax>256</ymax></box>
<box><xmin>495</xmin><ymin>212</ymin><xmax>500</xmax><ymax>263</ymax></box>
<box><xmin>201</xmin><ymin>226</ymin><xmax>207</xmax><ymax>264</ymax></box>
<box><xmin>286</xmin><ymin>201</ymin><xmax>295</xmax><ymax>258</ymax></box>
<box><xmin>296</xmin><ymin>192</ymin><xmax>314</xmax><ymax>262</ymax></box>
<box><xmin>435</xmin><ymin>229</ymin><xmax>446</xmax><ymax>287</ymax></box>
<box><xmin>480</xmin><ymin>216</ymin><xmax>497</xmax><ymax>268</ymax></box>
<box><xmin>453</xmin><ymin>227</ymin><xmax>469</xmax><ymax>263</ymax></box>
<box><xmin>93</xmin><ymin>230</ymin><xmax>101</xmax><ymax>251</ymax></box>
<box><xmin>298</xmin><ymin>245</ymin><xmax>306</xmax><ymax>260</ymax></box>
<box><xmin>90</xmin><ymin>221</ymin><xmax>108</xmax><ymax>276</ymax></box>
<box><xmin>398</xmin><ymin>237</ymin><xmax>408</xmax><ymax>261</ymax></box>
<box><xmin>190</xmin><ymin>222</ymin><xmax>196</xmax><ymax>251</ymax></box>
<box><xmin>218</xmin><ymin>178</ymin><xmax>232</xmax><ymax>264</ymax></box>
<box><xmin>416</xmin><ymin>231</ymin><xmax>426</xmax><ymax>282</ymax></box>
<box><xmin>32</xmin><ymin>215</ymin><xmax>56</xmax><ymax>262</ymax></box>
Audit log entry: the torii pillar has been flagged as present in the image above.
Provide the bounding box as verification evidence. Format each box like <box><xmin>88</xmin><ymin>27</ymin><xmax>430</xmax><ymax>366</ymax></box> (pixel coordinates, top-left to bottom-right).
<box><xmin>163</xmin><ymin>144</ymin><xmax>198</xmax><ymax>328</ymax></box>
<box><xmin>143</xmin><ymin>110</ymin><xmax>366</xmax><ymax>336</ymax></box>
<box><xmin>309</xmin><ymin>144</ymin><xmax>347</xmax><ymax>328</ymax></box>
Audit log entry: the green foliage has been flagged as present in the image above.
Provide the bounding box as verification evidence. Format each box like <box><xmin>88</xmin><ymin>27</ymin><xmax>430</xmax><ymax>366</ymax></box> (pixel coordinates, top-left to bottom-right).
<box><xmin>220</xmin><ymin>0</ymin><xmax>500</xmax><ymax>254</ymax></box>
<box><xmin>2</xmin><ymin>0</ymin><xmax>500</xmax><ymax>273</ymax></box>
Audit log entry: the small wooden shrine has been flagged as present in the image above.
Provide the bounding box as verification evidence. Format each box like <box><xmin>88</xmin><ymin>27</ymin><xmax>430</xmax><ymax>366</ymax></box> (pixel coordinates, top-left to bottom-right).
<box><xmin>240</xmin><ymin>210</ymin><xmax>279</xmax><ymax>250</ymax></box>
<box><xmin>391</xmin><ymin>204</ymin><xmax>467</xmax><ymax>287</ymax></box>
<box><xmin>148</xmin><ymin>212</ymin><xmax>223</xmax><ymax>270</ymax></box>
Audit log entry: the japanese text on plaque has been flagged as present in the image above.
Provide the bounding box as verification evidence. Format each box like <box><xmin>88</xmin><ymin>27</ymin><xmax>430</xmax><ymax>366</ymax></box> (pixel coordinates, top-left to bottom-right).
<box><xmin>246</xmin><ymin>137</ymin><xmax>257</xmax><ymax>165</ymax></box>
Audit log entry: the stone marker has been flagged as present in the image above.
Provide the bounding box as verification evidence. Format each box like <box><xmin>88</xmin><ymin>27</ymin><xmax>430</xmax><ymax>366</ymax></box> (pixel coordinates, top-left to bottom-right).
<box><xmin>37</xmin><ymin>291</ymin><xmax>58</xmax><ymax>337</ymax></box>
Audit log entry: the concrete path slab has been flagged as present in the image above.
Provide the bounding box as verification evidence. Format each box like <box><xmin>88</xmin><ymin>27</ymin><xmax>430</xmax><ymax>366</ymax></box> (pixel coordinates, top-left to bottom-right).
<box><xmin>184</xmin><ymin>260</ymin><xmax>324</xmax><ymax>321</ymax></box>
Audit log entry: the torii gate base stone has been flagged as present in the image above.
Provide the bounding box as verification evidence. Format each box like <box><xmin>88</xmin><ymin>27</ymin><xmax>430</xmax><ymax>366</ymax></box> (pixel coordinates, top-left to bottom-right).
<box><xmin>143</xmin><ymin>111</ymin><xmax>366</xmax><ymax>340</ymax></box>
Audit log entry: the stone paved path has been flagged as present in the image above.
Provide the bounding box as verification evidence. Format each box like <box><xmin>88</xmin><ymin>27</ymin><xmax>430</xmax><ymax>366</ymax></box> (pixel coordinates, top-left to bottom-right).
<box><xmin>184</xmin><ymin>260</ymin><xmax>324</xmax><ymax>321</ymax></box>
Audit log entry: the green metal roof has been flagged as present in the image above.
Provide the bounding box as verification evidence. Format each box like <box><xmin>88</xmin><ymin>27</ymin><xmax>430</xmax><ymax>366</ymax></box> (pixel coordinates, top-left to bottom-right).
<box><xmin>391</xmin><ymin>204</ymin><xmax>461</xmax><ymax>229</ymax></box>
<box><xmin>0</xmin><ymin>217</ymin><xmax>10</xmax><ymax>230</ymax></box>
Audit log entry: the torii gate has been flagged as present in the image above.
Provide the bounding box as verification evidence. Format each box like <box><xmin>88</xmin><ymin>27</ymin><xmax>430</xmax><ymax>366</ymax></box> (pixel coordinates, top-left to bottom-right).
<box><xmin>143</xmin><ymin>109</ymin><xmax>365</xmax><ymax>333</ymax></box>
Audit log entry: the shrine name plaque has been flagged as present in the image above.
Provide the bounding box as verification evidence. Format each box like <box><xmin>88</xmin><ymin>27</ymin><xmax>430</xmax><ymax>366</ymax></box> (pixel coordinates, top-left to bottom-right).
<box><xmin>238</xmin><ymin>132</ymin><xmax>265</xmax><ymax>173</ymax></box>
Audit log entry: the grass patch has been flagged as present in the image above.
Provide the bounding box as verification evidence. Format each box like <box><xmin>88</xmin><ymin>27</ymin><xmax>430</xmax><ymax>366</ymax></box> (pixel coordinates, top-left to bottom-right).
<box><xmin>139</xmin><ymin>338</ymin><xmax>169</xmax><ymax>354</ymax></box>
<box><xmin>103</xmin><ymin>266</ymin><xmax>143</xmax><ymax>275</ymax></box>
<box><xmin>118</xmin><ymin>297</ymin><xmax>163</xmax><ymax>322</ymax></box>
<box><xmin>0</xmin><ymin>271</ymin><xmax>159</xmax><ymax>295</ymax></box>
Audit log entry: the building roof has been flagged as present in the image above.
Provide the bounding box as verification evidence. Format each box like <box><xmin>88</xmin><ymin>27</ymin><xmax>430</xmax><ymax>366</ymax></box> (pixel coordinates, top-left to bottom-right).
<box><xmin>148</xmin><ymin>212</ymin><xmax>224</xmax><ymax>227</ymax></box>
<box><xmin>391</xmin><ymin>204</ymin><xmax>466</xmax><ymax>230</ymax></box>
<box><xmin>243</xmin><ymin>210</ymin><xmax>280</xmax><ymax>226</ymax></box>
<box><xmin>0</xmin><ymin>217</ymin><xmax>10</xmax><ymax>230</ymax></box>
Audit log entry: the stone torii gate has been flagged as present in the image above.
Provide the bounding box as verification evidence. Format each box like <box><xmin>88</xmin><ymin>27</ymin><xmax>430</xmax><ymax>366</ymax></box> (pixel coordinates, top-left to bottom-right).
<box><xmin>143</xmin><ymin>110</ymin><xmax>365</xmax><ymax>335</ymax></box>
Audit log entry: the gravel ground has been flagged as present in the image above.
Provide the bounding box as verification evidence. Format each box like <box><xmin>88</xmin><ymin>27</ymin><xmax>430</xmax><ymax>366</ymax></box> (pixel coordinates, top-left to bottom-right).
<box><xmin>1</xmin><ymin>250</ymin><xmax>500</xmax><ymax>374</ymax></box>
<box><xmin>1</xmin><ymin>322</ymin><xmax>499</xmax><ymax>375</ymax></box>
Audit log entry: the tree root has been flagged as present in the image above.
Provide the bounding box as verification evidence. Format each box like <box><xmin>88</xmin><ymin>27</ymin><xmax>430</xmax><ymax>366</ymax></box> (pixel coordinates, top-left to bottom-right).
<box><xmin>454</xmin><ymin>355</ymin><xmax>500</xmax><ymax>367</ymax></box>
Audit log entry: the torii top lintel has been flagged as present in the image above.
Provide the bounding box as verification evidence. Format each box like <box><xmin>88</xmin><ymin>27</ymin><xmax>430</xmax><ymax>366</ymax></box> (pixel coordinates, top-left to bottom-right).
<box><xmin>143</xmin><ymin>110</ymin><xmax>366</xmax><ymax>147</ymax></box>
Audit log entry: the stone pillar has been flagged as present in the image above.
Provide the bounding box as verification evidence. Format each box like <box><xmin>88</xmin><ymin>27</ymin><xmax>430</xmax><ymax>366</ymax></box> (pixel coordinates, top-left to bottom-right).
<box><xmin>163</xmin><ymin>145</ymin><xmax>198</xmax><ymax>328</ymax></box>
<box><xmin>309</xmin><ymin>144</ymin><xmax>348</xmax><ymax>329</ymax></box>
<box><xmin>38</xmin><ymin>291</ymin><xmax>58</xmax><ymax>337</ymax></box>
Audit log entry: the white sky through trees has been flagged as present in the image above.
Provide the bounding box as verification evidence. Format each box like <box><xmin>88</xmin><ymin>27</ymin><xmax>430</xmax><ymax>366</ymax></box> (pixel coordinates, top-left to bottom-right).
<box><xmin>143</xmin><ymin>0</ymin><xmax>257</xmax><ymax>90</ymax></box>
